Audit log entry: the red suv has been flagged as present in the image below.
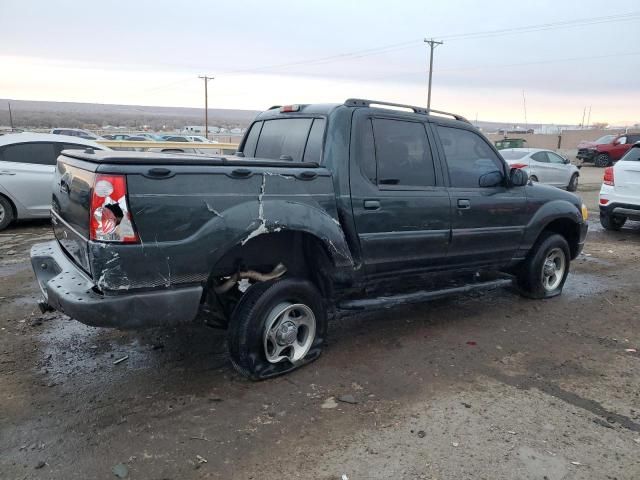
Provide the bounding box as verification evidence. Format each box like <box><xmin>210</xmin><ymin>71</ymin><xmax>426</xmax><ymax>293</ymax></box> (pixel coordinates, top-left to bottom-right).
<box><xmin>577</xmin><ymin>133</ymin><xmax>640</xmax><ymax>167</ymax></box>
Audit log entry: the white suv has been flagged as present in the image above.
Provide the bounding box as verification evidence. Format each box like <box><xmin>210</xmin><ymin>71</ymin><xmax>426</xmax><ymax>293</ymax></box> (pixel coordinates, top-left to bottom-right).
<box><xmin>599</xmin><ymin>142</ymin><xmax>640</xmax><ymax>230</ymax></box>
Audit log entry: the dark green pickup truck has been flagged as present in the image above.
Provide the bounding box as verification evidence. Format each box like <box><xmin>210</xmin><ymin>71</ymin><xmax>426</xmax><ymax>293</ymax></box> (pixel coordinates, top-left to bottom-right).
<box><xmin>31</xmin><ymin>99</ymin><xmax>588</xmax><ymax>379</ymax></box>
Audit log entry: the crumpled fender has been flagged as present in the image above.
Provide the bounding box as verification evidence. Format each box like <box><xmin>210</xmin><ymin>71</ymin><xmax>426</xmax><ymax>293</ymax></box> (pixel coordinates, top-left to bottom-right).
<box><xmin>520</xmin><ymin>199</ymin><xmax>583</xmax><ymax>251</ymax></box>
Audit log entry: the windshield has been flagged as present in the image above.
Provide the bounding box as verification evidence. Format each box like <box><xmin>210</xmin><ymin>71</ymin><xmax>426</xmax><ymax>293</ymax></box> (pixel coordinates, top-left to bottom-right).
<box><xmin>595</xmin><ymin>135</ymin><xmax>615</xmax><ymax>144</ymax></box>
<box><xmin>501</xmin><ymin>150</ymin><xmax>529</xmax><ymax>160</ymax></box>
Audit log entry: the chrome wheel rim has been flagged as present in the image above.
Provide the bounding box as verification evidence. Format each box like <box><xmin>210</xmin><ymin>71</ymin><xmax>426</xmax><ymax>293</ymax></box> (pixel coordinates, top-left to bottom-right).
<box><xmin>263</xmin><ymin>302</ymin><xmax>316</xmax><ymax>364</ymax></box>
<box><xmin>541</xmin><ymin>248</ymin><xmax>566</xmax><ymax>291</ymax></box>
<box><xmin>0</xmin><ymin>203</ymin><xmax>4</xmax><ymax>224</ymax></box>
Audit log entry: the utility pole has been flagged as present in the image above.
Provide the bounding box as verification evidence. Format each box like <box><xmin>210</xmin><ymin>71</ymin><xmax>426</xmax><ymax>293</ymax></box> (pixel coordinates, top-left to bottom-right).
<box><xmin>580</xmin><ymin>106</ymin><xmax>586</xmax><ymax>129</ymax></box>
<box><xmin>198</xmin><ymin>75</ymin><xmax>214</xmax><ymax>139</ymax></box>
<box><xmin>586</xmin><ymin>105</ymin><xmax>592</xmax><ymax>129</ymax></box>
<box><xmin>424</xmin><ymin>38</ymin><xmax>443</xmax><ymax>111</ymax></box>
<box><xmin>7</xmin><ymin>100</ymin><xmax>14</xmax><ymax>129</ymax></box>
<box><xmin>522</xmin><ymin>90</ymin><xmax>528</xmax><ymax>131</ymax></box>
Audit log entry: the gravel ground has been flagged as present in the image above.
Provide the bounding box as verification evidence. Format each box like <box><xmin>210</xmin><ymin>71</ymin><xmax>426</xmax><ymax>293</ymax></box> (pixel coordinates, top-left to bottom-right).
<box><xmin>1</xmin><ymin>176</ymin><xmax>639</xmax><ymax>480</ymax></box>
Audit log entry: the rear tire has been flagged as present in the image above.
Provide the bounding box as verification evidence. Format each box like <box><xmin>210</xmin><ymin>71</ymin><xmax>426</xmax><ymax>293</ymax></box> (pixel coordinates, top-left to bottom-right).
<box><xmin>517</xmin><ymin>232</ymin><xmax>570</xmax><ymax>299</ymax></box>
<box><xmin>0</xmin><ymin>196</ymin><xmax>14</xmax><ymax>231</ymax></box>
<box><xmin>600</xmin><ymin>211</ymin><xmax>626</xmax><ymax>231</ymax></box>
<box><xmin>595</xmin><ymin>153</ymin><xmax>611</xmax><ymax>168</ymax></box>
<box><xmin>227</xmin><ymin>278</ymin><xmax>327</xmax><ymax>380</ymax></box>
<box><xmin>567</xmin><ymin>173</ymin><xmax>579</xmax><ymax>192</ymax></box>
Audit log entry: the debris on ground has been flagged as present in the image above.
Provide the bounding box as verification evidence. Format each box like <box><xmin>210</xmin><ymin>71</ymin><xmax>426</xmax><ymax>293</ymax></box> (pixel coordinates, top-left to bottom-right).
<box><xmin>624</xmin><ymin>348</ymin><xmax>637</xmax><ymax>353</ymax></box>
<box><xmin>417</xmin><ymin>430</ymin><xmax>426</xmax><ymax>438</ymax></box>
<box><xmin>337</xmin><ymin>394</ymin><xmax>358</xmax><ymax>404</ymax></box>
<box><xmin>113</xmin><ymin>355</ymin><xmax>129</xmax><ymax>365</ymax></box>
<box><xmin>112</xmin><ymin>463</ymin><xmax>128</xmax><ymax>478</ymax></box>
<box><xmin>321</xmin><ymin>397</ymin><xmax>338</xmax><ymax>409</ymax></box>
<box><xmin>196</xmin><ymin>455</ymin><xmax>208</xmax><ymax>464</ymax></box>
<box><xmin>34</xmin><ymin>460</ymin><xmax>45</xmax><ymax>469</ymax></box>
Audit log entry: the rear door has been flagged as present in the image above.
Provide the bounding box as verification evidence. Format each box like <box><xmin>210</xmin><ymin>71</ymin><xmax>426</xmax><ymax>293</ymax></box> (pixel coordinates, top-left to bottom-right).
<box><xmin>435</xmin><ymin>124</ymin><xmax>528</xmax><ymax>267</ymax></box>
<box><xmin>530</xmin><ymin>151</ymin><xmax>552</xmax><ymax>183</ymax></box>
<box><xmin>350</xmin><ymin>110</ymin><xmax>451</xmax><ymax>274</ymax></box>
<box><xmin>0</xmin><ymin>142</ymin><xmax>58</xmax><ymax>216</ymax></box>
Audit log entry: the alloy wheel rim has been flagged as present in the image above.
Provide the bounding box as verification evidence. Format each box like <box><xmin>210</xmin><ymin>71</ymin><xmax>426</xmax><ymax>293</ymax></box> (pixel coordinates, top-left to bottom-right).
<box><xmin>263</xmin><ymin>302</ymin><xmax>316</xmax><ymax>364</ymax></box>
<box><xmin>541</xmin><ymin>248</ymin><xmax>566</xmax><ymax>291</ymax></box>
<box><xmin>0</xmin><ymin>203</ymin><xmax>4</xmax><ymax>223</ymax></box>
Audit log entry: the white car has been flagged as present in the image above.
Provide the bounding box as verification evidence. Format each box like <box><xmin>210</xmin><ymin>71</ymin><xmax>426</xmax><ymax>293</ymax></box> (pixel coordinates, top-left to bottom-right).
<box><xmin>598</xmin><ymin>143</ymin><xmax>640</xmax><ymax>230</ymax></box>
<box><xmin>0</xmin><ymin>133</ymin><xmax>107</xmax><ymax>230</ymax></box>
<box><xmin>501</xmin><ymin>148</ymin><xmax>580</xmax><ymax>191</ymax></box>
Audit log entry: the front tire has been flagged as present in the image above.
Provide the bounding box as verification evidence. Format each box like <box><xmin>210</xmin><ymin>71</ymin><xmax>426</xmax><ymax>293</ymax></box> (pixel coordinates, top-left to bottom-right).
<box><xmin>600</xmin><ymin>211</ymin><xmax>626</xmax><ymax>231</ymax></box>
<box><xmin>517</xmin><ymin>232</ymin><xmax>570</xmax><ymax>299</ymax></box>
<box><xmin>567</xmin><ymin>173</ymin><xmax>579</xmax><ymax>192</ymax></box>
<box><xmin>595</xmin><ymin>153</ymin><xmax>611</xmax><ymax>167</ymax></box>
<box><xmin>0</xmin><ymin>196</ymin><xmax>14</xmax><ymax>231</ymax></box>
<box><xmin>227</xmin><ymin>278</ymin><xmax>327</xmax><ymax>380</ymax></box>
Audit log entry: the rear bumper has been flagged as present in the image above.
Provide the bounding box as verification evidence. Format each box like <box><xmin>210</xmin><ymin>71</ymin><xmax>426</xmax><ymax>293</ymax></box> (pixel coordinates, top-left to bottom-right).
<box><xmin>30</xmin><ymin>241</ymin><xmax>203</xmax><ymax>329</ymax></box>
<box><xmin>600</xmin><ymin>202</ymin><xmax>640</xmax><ymax>221</ymax></box>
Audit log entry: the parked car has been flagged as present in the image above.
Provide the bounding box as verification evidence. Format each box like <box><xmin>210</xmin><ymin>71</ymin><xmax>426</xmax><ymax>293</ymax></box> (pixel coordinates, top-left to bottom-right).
<box><xmin>0</xmin><ymin>133</ymin><xmax>106</xmax><ymax>230</ymax></box>
<box><xmin>599</xmin><ymin>142</ymin><xmax>640</xmax><ymax>230</ymax></box>
<box><xmin>102</xmin><ymin>134</ymin><xmax>131</xmax><ymax>140</ymax></box>
<box><xmin>31</xmin><ymin>99</ymin><xmax>588</xmax><ymax>380</ymax></box>
<box><xmin>495</xmin><ymin>138</ymin><xmax>527</xmax><ymax>150</ymax></box>
<box><xmin>185</xmin><ymin>135</ymin><xmax>219</xmax><ymax>144</ymax></box>
<box><xmin>51</xmin><ymin>128</ymin><xmax>102</xmax><ymax>141</ymax></box>
<box><xmin>501</xmin><ymin>148</ymin><xmax>580</xmax><ymax>191</ymax></box>
<box><xmin>577</xmin><ymin>133</ymin><xmax>640</xmax><ymax>167</ymax></box>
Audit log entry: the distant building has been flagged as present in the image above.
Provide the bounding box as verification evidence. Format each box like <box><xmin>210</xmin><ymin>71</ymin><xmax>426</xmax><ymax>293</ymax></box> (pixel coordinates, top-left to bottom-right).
<box><xmin>182</xmin><ymin>125</ymin><xmax>221</xmax><ymax>134</ymax></box>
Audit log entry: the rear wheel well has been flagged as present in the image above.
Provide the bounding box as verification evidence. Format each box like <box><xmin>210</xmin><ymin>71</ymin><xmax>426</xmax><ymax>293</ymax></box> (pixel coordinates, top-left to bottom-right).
<box><xmin>203</xmin><ymin>231</ymin><xmax>337</xmax><ymax>326</ymax></box>
<box><xmin>0</xmin><ymin>193</ymin><xmax>17</xmax><ymax>218</ymax></box>
<box><xmin>540</xmin><ymin>218</ymin><xmax>580</xmax><ymax>258</ymax></box>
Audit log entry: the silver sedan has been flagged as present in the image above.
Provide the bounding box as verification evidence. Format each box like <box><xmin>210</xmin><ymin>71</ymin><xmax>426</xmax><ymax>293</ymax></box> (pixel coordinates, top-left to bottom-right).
<box><xmin>500</xmin><ymin>148</ymin><xmax>580</xmax><ymax>192</ymax></box>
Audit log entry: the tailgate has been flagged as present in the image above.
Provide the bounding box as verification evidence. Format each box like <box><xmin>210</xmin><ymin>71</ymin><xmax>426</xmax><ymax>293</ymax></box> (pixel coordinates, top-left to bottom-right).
<box><xmin>51</xmin><ymin>158</ymin><xmax>96</xmax><ymax>275</ymax></box>
<box><xmin>615</xmin><ymin>160</ymin><xmax>640</xmax><ymax>203</ymax></box>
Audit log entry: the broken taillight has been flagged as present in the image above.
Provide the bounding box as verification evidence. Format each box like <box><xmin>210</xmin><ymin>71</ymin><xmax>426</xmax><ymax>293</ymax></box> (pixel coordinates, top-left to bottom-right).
<box><xmin>90</xmin><ymin>174</ymin><xmax>139</xmax><ymax>243</ymax></box>
<box><xmin>603</xmin><ymin>167</ymin><xmax>614</xmax><ymax>186</ymax></box>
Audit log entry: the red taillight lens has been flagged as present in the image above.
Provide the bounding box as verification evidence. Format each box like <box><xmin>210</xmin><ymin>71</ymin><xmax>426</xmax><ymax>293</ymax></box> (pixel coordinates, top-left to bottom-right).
<box><xmin>90</xmin><ymin>174</ymin><xmax>139</xmax><ymax>243</ymax></box>
<box><xmin>603</xmin><ymin>167</ymin><xmax>614</xmax><ymax>186</ymax></box>
<box><xmin>599</xmin><ymin>198</ymin><xmax>609</xmax><ymax>205</ymax></box>
<box><xmin>510</xmin><ymin>163</ymin><xmax>527</xmax><ymax>169</ymax></box>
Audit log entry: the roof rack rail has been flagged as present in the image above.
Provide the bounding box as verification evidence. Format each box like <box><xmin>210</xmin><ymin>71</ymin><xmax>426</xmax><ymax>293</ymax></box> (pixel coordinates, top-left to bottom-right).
<box><xmin>345</xmin><ymin>98</ymin><xmax>428</xmax><ymax>114</ymax></box>
<box><xmin>344</xmin><ymin>98</ymin><xmax>471</xmax><ymax>124</ymax></box>
<box><xmin>427</xmin><ymin>109</ymin><xmax>471</xmax><ymax>124</ymax></box>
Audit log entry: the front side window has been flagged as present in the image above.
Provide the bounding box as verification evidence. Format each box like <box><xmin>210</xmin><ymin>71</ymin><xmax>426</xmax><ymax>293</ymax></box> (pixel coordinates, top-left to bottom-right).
<box><xmin>1</xmin><ymin>142</ymin><xmax>57</xmax><ymax>166</ymax></box>
<box><xmin>437</xmin><ymin>126</ymin><xmax>504</xmax><ymax>188</ymax></box>
<box><xmin>372</xmin><ymin>118</ymin><xmax>436</xmax><ymax>187</ymax></box>
<box><xmin>617</xmin><ymin>136</ymin><xmax>628</xmax><ymax>145</ymax></box>
<box><xmin>548</xmin><ymin>152</ymin><xmax>566</xmax><ymax>164</ymax></box>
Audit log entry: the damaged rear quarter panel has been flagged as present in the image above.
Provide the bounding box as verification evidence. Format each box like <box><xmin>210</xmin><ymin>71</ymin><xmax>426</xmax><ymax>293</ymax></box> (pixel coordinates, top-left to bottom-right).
<box><xmin>90</xmin><ymin>166</ymin><xmax>352</xmax><ymax>292</ymax></box>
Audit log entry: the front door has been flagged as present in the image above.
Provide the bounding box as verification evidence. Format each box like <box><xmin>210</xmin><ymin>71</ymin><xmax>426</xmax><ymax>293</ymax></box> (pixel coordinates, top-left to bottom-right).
<box><xmin>434</xmin><ymin>125</ymin><xmax>528</xmax><ymax>268</ymax></box>
<box><xmin>350</xmin><ymin>111</ymin><xmax>451</xmax><ymax>275</ymax></box>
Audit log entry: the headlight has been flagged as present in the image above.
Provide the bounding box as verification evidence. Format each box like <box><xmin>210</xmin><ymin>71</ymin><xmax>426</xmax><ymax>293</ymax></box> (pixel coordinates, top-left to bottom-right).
<box><xmin>581</xmin><ymin>204</ymin><xmax>589</xmax><ymax>221</ymax></box>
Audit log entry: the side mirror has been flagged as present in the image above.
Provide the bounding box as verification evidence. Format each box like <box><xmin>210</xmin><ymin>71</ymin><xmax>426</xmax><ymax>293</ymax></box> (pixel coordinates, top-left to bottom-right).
<box><xmin>564</xmin><ymin>158</ymin><xmax>570</xmax><ymax>164</ymax></box>
<box><xmin>510</xmin><ymin>168</ymin><xmax>529</xmax><ymax>187</ymax></box>
<box><xmin>479</xmin><ymin>170</ymin><xmax>504</xmax><ymax>188</ymax></box>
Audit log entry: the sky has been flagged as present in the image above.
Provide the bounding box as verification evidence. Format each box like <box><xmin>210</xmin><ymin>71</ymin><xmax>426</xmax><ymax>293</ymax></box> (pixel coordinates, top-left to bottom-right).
<box><xmin>1</xmin><ymin>0</ymin><xmax>639</xmax><ymax>125</ymax></box>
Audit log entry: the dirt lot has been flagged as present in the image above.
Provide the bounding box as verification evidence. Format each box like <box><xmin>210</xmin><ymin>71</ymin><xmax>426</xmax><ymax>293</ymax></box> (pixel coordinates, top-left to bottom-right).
<box><xmin>1</xmin><ymin>169</ymin><xmax>639</xmax><ymax>480</ymax></box>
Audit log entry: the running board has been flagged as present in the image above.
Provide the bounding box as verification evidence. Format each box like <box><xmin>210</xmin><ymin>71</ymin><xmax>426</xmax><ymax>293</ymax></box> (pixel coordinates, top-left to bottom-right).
<box><xmin>337</xmin><ymin>278</ymin><xmax>513</xmax><ymax>311</ymax></box>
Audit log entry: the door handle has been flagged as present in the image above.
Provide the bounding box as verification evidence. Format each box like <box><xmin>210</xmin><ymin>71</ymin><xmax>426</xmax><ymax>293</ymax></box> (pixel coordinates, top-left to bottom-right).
<box><xmin>457</xmin><ymin>199</ymin><xmax>471</xmax><ymax>209</ymax></box>
<box><xmin>363</xmin><ymin>200</ymin><xmax>381</xmax><ymax>210</ymax></box>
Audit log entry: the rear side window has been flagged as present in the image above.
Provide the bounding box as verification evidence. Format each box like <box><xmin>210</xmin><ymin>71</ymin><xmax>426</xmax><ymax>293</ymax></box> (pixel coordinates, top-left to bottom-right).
<box><xmin>621</xmin><ymin>147</ymin><xmax>640</xmax><ymax>162</ymax></box>
<box><xmin>255</xmin><ymin>118</ymin><xmax>313</xmax><ymax>162</ymax></box>
<box><xmin>242</xmin><ymin>121</ymin><xmax>262</xmax><ymax>157</ymax></box>
<box><xmin>437</xmin><ymin>126</ymin><xmax>503</xmax><ymax>188</ymax></box>
<box><xmin>531</xmin><ymin>152</ymin><xmax>549</xmax><ymax>163</ymax></box>
<box><xmin>1</xmin><ymin>142</ymin><xmax>57</xmax><ymax>166</ymax></box>
<box><xmin>302</xmin><ymin>119</ymin><xmax>325</xmax><ymax>163</ymax></box>
<box><xmin>372</xmin><ymin>118</ymin><xmax>435</xmax><ymax>187</ymax></box>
